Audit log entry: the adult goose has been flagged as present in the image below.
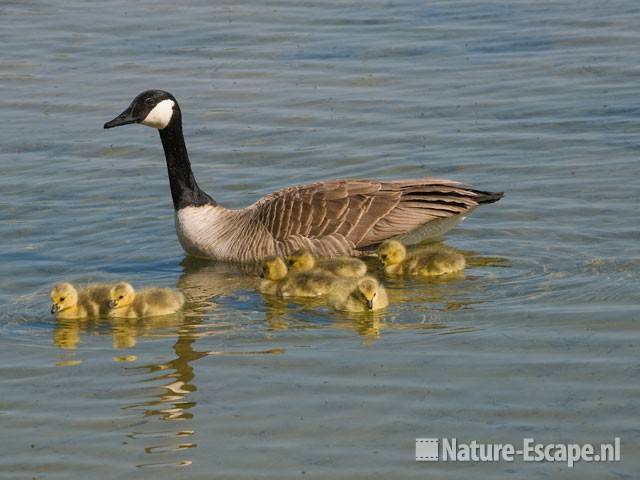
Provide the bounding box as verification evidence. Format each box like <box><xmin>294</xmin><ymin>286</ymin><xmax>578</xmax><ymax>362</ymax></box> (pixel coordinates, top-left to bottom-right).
<box><xmin>104</xmin><ymin>90</ymin><xmax>503</xmax><ymax>263</ymax></box>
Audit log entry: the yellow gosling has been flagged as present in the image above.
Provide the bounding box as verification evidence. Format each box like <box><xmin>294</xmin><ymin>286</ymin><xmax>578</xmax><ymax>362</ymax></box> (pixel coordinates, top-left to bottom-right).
<box><xmin>259</xmin><ymin>256</ymin><xmax>289</xmax><ymax>295</ymax></box>
<box><xmin>277</xmin><ymin>268</ymin><xmax>340</xmax><ymax>298</ymax></box>
<box><xmin>260</xmin><ymin>255</ymin><xmax>342</xmax><ymax>298</ymax></box>
<box><xmin>378</xmin><ymin>240</ymin><xmax>465</xmax><ymax>276</ymax></box>
<box><xmin>330</xmin><ymin>276</ymin><xmax>389</xmax><ymax>312</ymax></box>
<box><xmin>108</xmin><ymin>282</ymin><xmax>184</xmax><ymax>318</ymax></box>
<box><xmin>408</xmin><ymin>251</ymin><xmax>466</xmax><ymax>276</ymax></box>
<box><xmin>50</xmin><ymin>282</ymin><xmax>112</xmax><ymax>319</ymax></box>
<box><xmin>286</xmin><ymin>249</ymin><xmax>367</xmax><ymax>278</ymax></box>
<box><xmin>377</xmin><ymin>240</ymin><xmax>407</xmax><ymax>275</ymax></box>
<box><xmin>84</xmin><ymin>283</ymin><xmax>113</xmax><ymax>315</ymax></box>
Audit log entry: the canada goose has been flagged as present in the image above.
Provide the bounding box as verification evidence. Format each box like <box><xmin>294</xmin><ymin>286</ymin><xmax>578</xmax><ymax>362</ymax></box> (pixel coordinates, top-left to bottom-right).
<box><xmin>330</xmin><ymin>276</ymin><xmax>389</xmax><ymax>312</ymax></box>
<box><xmin>259</xmin><ymin>256</ymin><xmax>344</xmax><ymax>298</ymax></box>
<box><xmin>286</xmin><ymin>249</ymin><xmax>367</xmax><ymax>278</ymax></box>
<box><xmin>108</xmin><ymin>282</ymin><xmax>185</xmax><ymax>318</ymax></box>
<box><xmin>104</xmin><ymin>90</ymin><xmax>503</xmax><ymax>263</ymax></box>
<box><xmin>378</xmin><ymin>239</ymin><xmax>466</xmax><ymax>276</ymax></box>
<box><xmin>50</xmin><ymin>282</ymin><xmax>112</xmax><ymax>319</ymax></box>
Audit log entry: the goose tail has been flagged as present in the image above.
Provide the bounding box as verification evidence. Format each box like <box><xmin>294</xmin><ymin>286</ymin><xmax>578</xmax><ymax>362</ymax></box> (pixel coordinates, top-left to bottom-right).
<box><xmin>473</xmin><ymin>189</ymin><xmax>504</xmax><ymax>205</ymax></box>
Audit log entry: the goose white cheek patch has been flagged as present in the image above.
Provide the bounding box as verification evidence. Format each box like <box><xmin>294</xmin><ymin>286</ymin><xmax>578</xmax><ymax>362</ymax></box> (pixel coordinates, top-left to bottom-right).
<box><xmin>141</xmin><ymin>99</ymin><xmax>175</xmax><ymax>129</ymax></box>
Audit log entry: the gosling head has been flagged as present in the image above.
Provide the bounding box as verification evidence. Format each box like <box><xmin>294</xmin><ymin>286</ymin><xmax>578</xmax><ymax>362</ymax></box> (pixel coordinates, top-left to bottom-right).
<box><xmin>357</xmin><ymin>277</ymin><xmax>380</xmax><ymax>310</ymax></box>
<box><xmin>287</xmin><ymin>249</ymin><xmax>316</xmax><ymax>272</ymax></box>
<box><xmin>109</xmin><ymin>282</ymin><xmax>136</xmax><ymax>309</ymax></box>
<box><xmin>104</xmin><ymin>90</ymin><xmax>179</xmax><ymax>131</ymax></box>
<box><xmin>378</xmin><ymin>240</ymin><xmax>406</xmax><ymax>266</ymax></box>
<box><xmin>50</xmin><ymin>282</ymin><xmax>78</xmax><ymax>314</ymax></box>
<box><xmin>260</xmin><ymin>256</ymin><xmax>288</xmax><ymax>281</ymax></box>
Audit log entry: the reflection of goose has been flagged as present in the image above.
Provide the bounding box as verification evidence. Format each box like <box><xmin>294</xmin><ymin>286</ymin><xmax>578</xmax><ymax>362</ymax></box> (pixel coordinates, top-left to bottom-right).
<box><xmin>378</xmin><ymin>240</ymin><xmax>465</xmax><ymax>276</ymax></box>
<box><xmin>177</xmin><ymin>257</ymin><xmax>256</xmax><ymax>311</ymax></box>
<box><xmin>48</xmin><ymin>307</ymin><xmax>204</xmax><ymax>466</ymax></box>
<box><xmin>50</xmin><ymin>282</ymin><xmax>111</xmax><ymax>318</ymax></box>
<box><xmin>104</xmin><ymin>90</ymin><xmax>503</xmax><ymax>263</ymax></box>
<box><xmin>118</xmin><ymin>319</ymin><xmax>207</xmax><ymax>471</ymax></box>
<box><xmin>286</xmin><ymin>249</ymin><xmax>367</xmax><ymax>278</ymax></box>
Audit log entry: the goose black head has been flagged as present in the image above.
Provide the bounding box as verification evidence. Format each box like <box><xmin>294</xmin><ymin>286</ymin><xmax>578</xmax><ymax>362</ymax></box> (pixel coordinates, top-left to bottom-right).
<box><xmin>104</xmin><ymin>90</ymin><xmax>179</xmax><ymax>130</ymax></box>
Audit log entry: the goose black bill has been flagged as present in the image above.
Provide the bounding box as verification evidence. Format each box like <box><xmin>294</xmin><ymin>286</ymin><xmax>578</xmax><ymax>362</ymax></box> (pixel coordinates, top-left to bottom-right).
<box><xmin>104</xmin><ymin>106</ymin><xmax>141</xmax><ymax>129</ymax></box>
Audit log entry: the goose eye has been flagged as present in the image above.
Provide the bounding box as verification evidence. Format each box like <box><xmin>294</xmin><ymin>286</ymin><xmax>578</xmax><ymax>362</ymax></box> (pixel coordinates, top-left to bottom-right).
<box><xmin>145</xmin><ymin>98</ymin><xmax>154</xmax><ymax>106</ymax></box>
<box><xmin>119</xmin><ymin>295</ymin><xmax>124</xmax><ymax>299</ymax></box>
<box><xmin>60</xmin><ymin>297</ymin><xmax>65</xmax><ymax>301</ymax></box>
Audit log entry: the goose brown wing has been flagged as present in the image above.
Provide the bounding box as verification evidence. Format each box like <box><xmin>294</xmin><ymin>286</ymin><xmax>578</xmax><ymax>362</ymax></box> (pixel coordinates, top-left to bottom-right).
<box><xmin>250</xmin><ymin>178</ymin><xmax>501</xmax><ymax>256</ymax></box>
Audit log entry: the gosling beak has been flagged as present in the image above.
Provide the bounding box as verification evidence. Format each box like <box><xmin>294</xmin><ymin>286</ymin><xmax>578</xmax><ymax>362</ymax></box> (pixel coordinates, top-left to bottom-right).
<box><xmin>104</xmin><ymin>104</ymin><xmax>142</xmax><ymax>129</ymax></box>
<box><xmin>108</xmin><ymin>300</ymin><xmax>118</xmax><ymax>308</ymax></box>
<box><xmin>366</xmin><ymin>299</ymin><xmax>374</xmax><ymax>310</ymax></box>
<box><xmin>50</xmin><ymin>304</ymin><xmax>60</xmax><ymax>314</ymax></box>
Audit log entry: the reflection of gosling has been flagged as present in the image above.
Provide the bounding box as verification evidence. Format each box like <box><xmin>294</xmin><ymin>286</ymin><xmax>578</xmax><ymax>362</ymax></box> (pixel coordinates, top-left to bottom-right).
<box><xmin>108</xmin><ymin>282</ymin><xmax>184</xmax><ymax>318</ymax></box>
<box><xmin>111</xmin><ymin>319</ymin><xmax>138</xmax><ymax>349</ymax></box>
<box><xmin>378</xmin><ymin>240</ymin><xmax>465</xmax><ymax>276</ymax></box>
<box><xmin>53</xmin><ymin>320</ymin><xmax>81</xmax><ymax>349</ymax></box>
<box><xmin>259</xmin><ymin>256</ymin><xmax>339</xmax><ymax>298</ymax></box>
<box><xmin>330</xmin><ymin>276</ymin><xmax>389</xmax><ymax>312</ymax></box>
<box><xmin>50</xmin><ymin>282</ymin><xmax>112</xmax><ymax>319</ymax></box>
<box><xmin>287</xmin><ymin>249</ymin><xmax>367</xmax><ymax>278</ymax></box>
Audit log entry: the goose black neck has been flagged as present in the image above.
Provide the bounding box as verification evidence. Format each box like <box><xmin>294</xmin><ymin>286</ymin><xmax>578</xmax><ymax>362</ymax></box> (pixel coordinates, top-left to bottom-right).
<box><xmin>158</xmin><ymin>117</ymin><xmax>216</xmax><ymax>210</ymax></box>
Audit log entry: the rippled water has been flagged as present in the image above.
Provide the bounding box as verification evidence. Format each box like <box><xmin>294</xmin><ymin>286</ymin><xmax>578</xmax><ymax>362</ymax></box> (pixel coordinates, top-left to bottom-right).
<box><xmin>1</xmin><ymin>0</ymin><xmax>639</xmax><ymax>478</ymax></box>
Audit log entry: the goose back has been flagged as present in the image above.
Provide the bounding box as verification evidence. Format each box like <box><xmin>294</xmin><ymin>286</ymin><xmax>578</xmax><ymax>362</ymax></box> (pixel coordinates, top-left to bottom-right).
<box><xmin>175</xmin><ymin>177</ymin><xmax>501</xmax><ymax>262</ymax></box>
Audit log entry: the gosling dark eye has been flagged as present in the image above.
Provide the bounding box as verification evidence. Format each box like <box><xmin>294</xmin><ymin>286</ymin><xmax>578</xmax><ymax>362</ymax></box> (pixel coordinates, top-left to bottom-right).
<box><xmin>60</xmin><ymin>297</ymin><xmax>65</xmax><ymax>301</ymax></box>
<box><xmin>119</xmin><ymin>295</ymin><xmax>124</xmax><ymax>299</ymax></box>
